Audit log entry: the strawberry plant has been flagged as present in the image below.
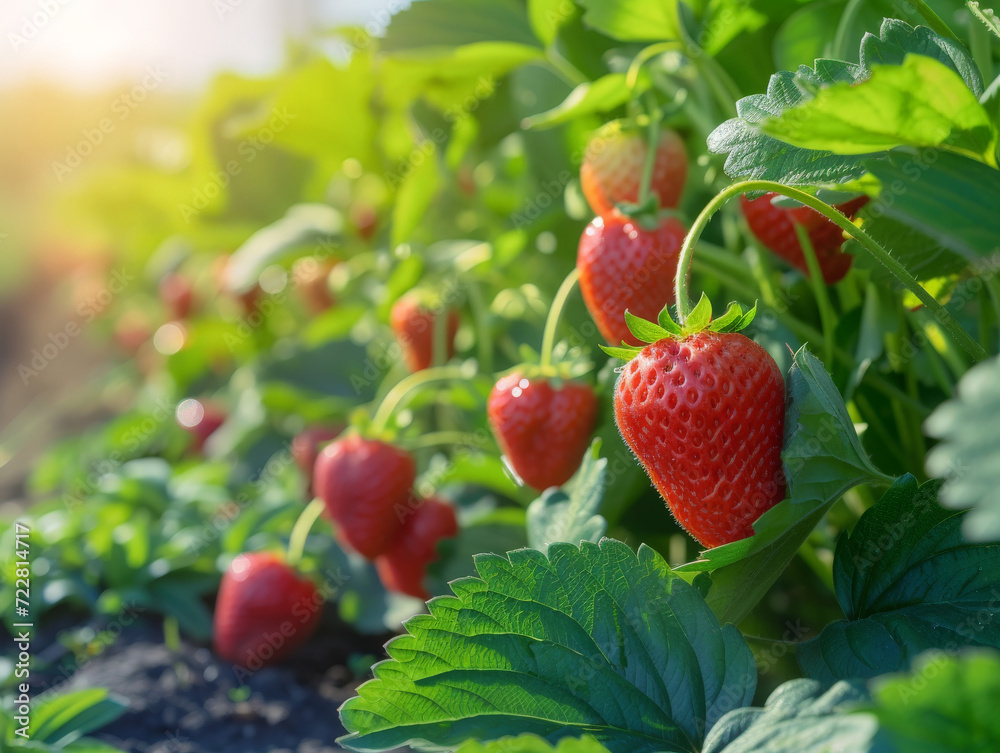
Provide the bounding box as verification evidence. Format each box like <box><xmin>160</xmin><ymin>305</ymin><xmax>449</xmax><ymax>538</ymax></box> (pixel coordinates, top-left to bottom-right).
<box><xmin>5</xmin><ymin>0</ymin><xmax>1000</xmax><ymax>750</ymax></box>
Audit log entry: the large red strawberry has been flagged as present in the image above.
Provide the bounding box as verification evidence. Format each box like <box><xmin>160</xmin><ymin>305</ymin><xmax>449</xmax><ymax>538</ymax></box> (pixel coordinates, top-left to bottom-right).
<box><xmin>740</xmin><ymin>193</ymin><xmax>869</xmax><ymax>284</ymax></box>
<box><xmin>376</xmin><ymin>497</ymin><xmax>457</xmax><ymax>599</ymax></box>
<box><xmin>578</xmin><ymin>213</ymin><xmax>686</xmax><ymax>346</ymax></box>
<box><xmin>313</xmin><ymin>435</ymin><xmax>416</xmax><ymax>559</ymax></box>
<box><xmin>608</xmin><ymin>299</ymin><xmax>786</xmax><ymax>549</ymax></box>
<box><xmin>213</xmin><ymin>552</ymin><xmax>322</xmax><ymax>668</ymax></box>
<box><xmin>488</xmin><ymin>372</ymin><xmax>598</xmax><ymax>491</ymax></box>
<box><xmin>390</xmin><ymin>295</ymin><xmax>460</xmax><ymax>372</ymax></box>
<box><xmin>581</xmin><ymin>126</ymin><xmax>688</xmax><ymax>217</ymax></box>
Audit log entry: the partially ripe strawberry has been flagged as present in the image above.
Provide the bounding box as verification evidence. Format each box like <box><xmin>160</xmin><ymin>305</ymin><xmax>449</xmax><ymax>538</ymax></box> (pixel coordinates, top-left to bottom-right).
<box><xmin>390</xmin><ymin>296</ymin><xmax>460</xmax><ymax>372</ymax></box>
<box><xmin>176</xmin><ymin>398</ymin><xmax>225</xmax><ymax>453</ymax></box>
<box><xmin>313</xmin><ymin>435</ymin><xmax>416</xmax><ymax>559</ymax></box>
<box><xmin>351</xmin><ymin>203</ymin><xmax>378</xmax><ymax>240</ymax></box>
<box><xmin>488</xmin><ymin>372</ymin><xmax>598</xmax><ymax>491</ymax></box>
<box><xmin>292</xmin><ymin>426</ymin><xmax>343</xmax><ymax>479</ymax></box>
<box><xmin>376</xmin><ymin>497</ymin><xmax>457</xmax><ymax>599</ymax></box>
<box><xmin>740</xmin><ymin>193</ymin><xmax>869</xmax><ymax>284</ymax></box>
<box><xmin>581</xmin><ymin>127</ymin><xmax>688</xmax><ymax>216</ymax></box>
<box><xmin>159</xmin><ymin>272</ymin><xmax>195</xmax><ymax>320</ymax></box>
<box><xmin>213</xmin><ymin>552</ymin><xmax>322</xmax><ymax>668</ymax></box>
<box><xmin>608</xmin><ymin>299</ymin><xmax>786</xmax><ymax>549</ymax></box>
<box><xmin>578</xmin><ymin>214</ymin><xmax>686</xmax><ymax>346</ymax></box>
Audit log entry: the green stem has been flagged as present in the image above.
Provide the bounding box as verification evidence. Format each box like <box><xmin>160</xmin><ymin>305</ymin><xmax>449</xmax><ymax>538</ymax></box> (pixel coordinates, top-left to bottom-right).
<box><xmin>969</xmin><ymin>10</ymin><xmax>995</xmax><ymax>83</ymax></box>
<box><xmin>637</xmin><ymin>93</ymin><xmax>662</xmax><ymax>208</ymax></box>
<box><xmin>902</xmin><ymin>0</ymin><xmax>960</xmax><ymax>41</ymax></box>
<box><xmin>544</xmin><ymin>49</ymin><xmax>588</xmax><ymax>87</ymax></box>
<box><xmin>432</xmin><ymin>301</ymin><xmax>448</xmax><ymax>368</ymax></box>
<box><xmin>832</xmin><ymin>0</ymin><xmax>867</xmax><ymax>60</ymax></box>
<box><xmin>287</xmin><ymin>497</ymin><xmax>326</xmax><ymax>568</ymax></box>
<box><xmin>675</xmin><ymin>180</ymin><xmax>987</xmax><ymax>361</ymax></box>
<box><xmin>625</xmin><ymin>41</ymin><xmax>681</xmax><ymax>93</ymax></box>
<box><xmin>793</xmin><ymin>223</ymin><xmax>837</xmax><ymax>368</ymax></box>
<box><xmin>466</xmin><ymin>280</ymin><xmax>493</xmax><ymax>374</ymax></box>
<box><xmin>400</xmin><ymin>430</ymin><xmax>491</xmax><ymax>452</ymax></box>
<box><xmin>370</xmin><ymin>365</ymin><xmax>471</xmax><ymax>435</ymax></box>
<box><xmin>692</xmin><ymin>53</ymin><xmax>740</xmax><ymax>118</ymax></box>
<box><xmin>164</xmin><ymin>616</ymin><xmax>181</xmax><ymax>652</ymax></box>
<box><xmin>540</xmin><ymin>267</ymin><xmax>582</xmax><ymax>371</ymax></box>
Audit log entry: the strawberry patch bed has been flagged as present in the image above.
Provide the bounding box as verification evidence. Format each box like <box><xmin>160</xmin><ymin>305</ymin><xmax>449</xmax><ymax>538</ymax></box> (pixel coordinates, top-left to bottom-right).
<box><xmin>4</xmin><ymin>1</ymin><xmax>1000</xmax><ymax>752</ymax></box>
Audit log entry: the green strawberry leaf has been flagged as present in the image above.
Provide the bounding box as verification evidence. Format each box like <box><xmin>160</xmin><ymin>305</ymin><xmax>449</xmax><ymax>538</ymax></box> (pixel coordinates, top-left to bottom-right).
<box><xmin>707</xmin><ymin>59</ymin><xmax>873</xmax><ymax>188</ymax></box>
<box><xmin>707</xmin><ymin>302</ymin><xmax>744</xmax><ymax>332</ymax></box>
<box><xmin>601</xmin><ymin>345</ymin><xmax>645</xmax><ymax>360</ymax></box>
<box><xmin>796</xmin><ymin>476</ymin><xmax>1000</xmax><ymax>684</ymax></box>
<box><xmin>28</xmin><ymin>689</ymin><xmax>128</xmax><ymax>745</ymax></box>
<box><xmin>527</xmin><ymin>441</ymin><xmax>608</xmax><ymax>555</ymax></box>
<box><xmin>863</xmin><ymin>149</ymin><xmax>1000</xmax><ymax>261</ymax></box>
<box><xmin>338</xmin><ymin>539</ymin><xmax>757</xmax><ymax>753</ymax></box>
<box><xmin>708</xmin><ymin>19</ymin><xmax>986</xmax><ymax>188</ymax></box>
<box><xmin>702</xmin><ymin>679</ymin><xmax>879</xmax><ymax>753</ymax></box>
<box><xmin>576</xmin><ymin>0</ymin><xmax>681</xmax><ymax>42</ymax></box>
<box><xmin>675</xmin><ymin>347</ymin><xmax>891</xmax><ymax>625</ymax></box>
<box><xmin>657</xmin><ymin>306</ymin><xmax>684</xmax><ymax>336</ymax></box>
<box><xmin>871</xmin><ymin>649</ymin><xmax>1000</xmax><ymax>752</ymax></box>
<box><xmin>381</xmin><ymin>0</ymin><xmax>541</xmax><ymax>50</ymax></box>
<box><xmin>759</xmin><ymin>55</ymin><xmax>996</xmax><ymax>162</ymax></box>
<box><xmin>458</xmin><ymin>735</ymin><xmax>613</xmax><ymax>753</ymax></box>
<box><xmin>925</xmin><ymin>354</ymin><xmax>1000</xmax><ymax>542</ymax></box>
<box><xmin>859</xmin><ymin>18</ymin><xmax>984</xmax><ymax>97</ymax></box>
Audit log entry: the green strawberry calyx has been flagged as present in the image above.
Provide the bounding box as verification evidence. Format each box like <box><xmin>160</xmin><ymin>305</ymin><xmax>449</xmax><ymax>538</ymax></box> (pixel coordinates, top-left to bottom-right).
<box><xmin>600</xmin><ymin>293</ymin><xmax>757</xmax><ymax>361</ymax></box>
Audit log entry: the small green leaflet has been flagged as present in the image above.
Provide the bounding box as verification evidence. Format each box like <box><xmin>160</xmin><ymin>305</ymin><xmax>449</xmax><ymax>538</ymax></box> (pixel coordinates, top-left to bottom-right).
<box><xmin>21</xmin><ymin>688</ymin><xmax>128</xmax><ymax>747</ymax></box>
<box><xmin>708</xmin><ymin>19</ymin><xmax>988</xmax><ymax>188</ymax></box>
<box><xmin>527</xmin><ymin>440</ymin><xmax>608</xmax><ymax>555</ymax></box>
<box><xmin>871</xmin><ymin>649</ymin><xmax>1000</xmax><ymax>752</ymax></box>
<box><xmin>760</xmin><ymin>55</ymin><xmax>996</xmax><ymax>162</ymax></box>
<box><xmin>676</xmin><ymin>347</ymin><xmax>890</xmax><ymax>625</ymax></box>
<box><xmin>338</xmin><ymin>539</ymin><xmax>757</xmax><ymax>753</ymax></box>
<box><xmin>925</xmin><ymin>355</ymin><xmax>1000</xmax><ymax>542</ymax></box>
<box><xmin>796</xmin><ymin>476</ymin><xmax>1000</xmax><ymax>684</ymax></box>
<box><xmin>702</xmin><ymin>679</ymin><xmax>879</xmax><ymax>753</ymax></box>
<box><xmin>601</xmin><ymin>298</ymin><xmax>757</xmax><ymax>362</ymax></box>
<box><xmin>523</xmin><ymin>73</ymin><xmax>649</xmax><ymax>130</ymax></box>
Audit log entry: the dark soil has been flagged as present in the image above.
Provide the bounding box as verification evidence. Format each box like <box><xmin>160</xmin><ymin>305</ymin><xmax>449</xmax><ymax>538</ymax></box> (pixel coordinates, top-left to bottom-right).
<box><xmin>30</xmin><ymin>609</ymin><xmax>396</xmax><ymax>753</ymax></box>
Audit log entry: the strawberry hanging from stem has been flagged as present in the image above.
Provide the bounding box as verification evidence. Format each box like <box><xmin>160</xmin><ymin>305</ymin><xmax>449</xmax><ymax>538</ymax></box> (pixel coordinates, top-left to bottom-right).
<box><xmin>605</xmin><ymin>295</ymin><xmax>787</xmax><ymax>549</ymax></box>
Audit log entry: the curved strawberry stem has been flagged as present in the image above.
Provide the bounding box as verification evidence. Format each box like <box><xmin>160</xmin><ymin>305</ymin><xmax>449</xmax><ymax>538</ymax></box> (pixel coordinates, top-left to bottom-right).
<box><xmin>287</xmin><ymin>496</ymin><xmax>326</xmax><ymax>568</ymax></box>
<box><xmin>674</xmin><ymin>180</ymin><xmax>989</xmax><ymax>362</ymax></box>
<box><xmin>636</xmin><ymin>94</ymin><xmax>662</xmax><ymax>211</ymax></box>
<box><xmin>369</xmin><ymin>364</ymin><xmax>474</xmax><ymax>435</ymax></box>
<box><xmin>540</xmin><ymin>267</ymin><xmax>581</xmax><ymax>372</ymax></box>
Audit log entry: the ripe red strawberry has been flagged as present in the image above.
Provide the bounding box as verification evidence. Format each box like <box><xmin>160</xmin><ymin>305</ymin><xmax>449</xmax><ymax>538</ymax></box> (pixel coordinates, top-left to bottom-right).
<box><xmin>159</xmin><ymin>272</ymin><xmax>195</xmax><ymax>320</ymax></box>
<box><xmin>581</xmin><ymin>127</ymin><xmax>688</xmax><ymax>217</ymax></box>
<box><xmin>213</xmin><ymin>552</ymin><xmax>322</xmax><ymax>668</ymax></box>
<box><xmin>313</xmin><ymin>435</ymin><xmax>416</xmax><ymax>559</ymax></box>
<box><xmin>292</xmin><ymin>426</ymin><xmax>343</xmax><ymax>482</ymax></box>
<box><xmin>608</xmin><ymin>299</ymin><xmax>786</xmax><ymax>548</ymax></box>
<box><xmin>488</xmin><ymin>372</ymin><xmax>598</xmax><ymax>491</ymax></box>
<box><xmin>376</xmin><ymin>497</ymin><xmax>457</xmax><ymax>599</ymax></box>
<box><xmin>578</xmin><ymin>213</ymin><xmax>686</xmax><ymax>346</ymax></box>
<box><xmin>740</xmin><ymin>193</ymin><xmax>869</xmax><ymax>284</ymax></box>
<box><xmin>390</xmin><ymin>296</ymin><xmax>460</xmax><ymax>372</ymax></box>
<box><xmin>176</xmin><ymin>399</ymin><xmax>225</xmax><ymax>453</ymax></box>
